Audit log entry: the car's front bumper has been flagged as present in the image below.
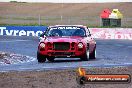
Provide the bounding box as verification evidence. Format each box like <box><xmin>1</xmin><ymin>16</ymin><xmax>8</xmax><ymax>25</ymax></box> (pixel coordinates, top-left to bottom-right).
<box><xmin>38</xmin><ymin>49</ymin><xmax>86</xmax><ymax>57</ymax></box>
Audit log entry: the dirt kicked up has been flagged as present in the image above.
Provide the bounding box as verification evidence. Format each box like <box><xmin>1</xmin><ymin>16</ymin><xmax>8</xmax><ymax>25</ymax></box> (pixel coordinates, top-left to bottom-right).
<box><xmin>0</xmin><ymin>67</ymin><xmax>132</xmax><ymax>88</ymax></box>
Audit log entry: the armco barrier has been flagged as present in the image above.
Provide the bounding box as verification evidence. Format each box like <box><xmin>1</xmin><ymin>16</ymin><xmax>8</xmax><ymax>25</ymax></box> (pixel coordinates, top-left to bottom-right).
<box><xmin>0</xmin><ymin>26</ymin><xmax>47</xmax><ymax>36</ymax></box>
<box><xmin>0</xmin><ymin>26</ymin><xmax>132</xmax><ymax>40</ymax></box>
<box><xmin>89</xmin><ymin>28</ymin><xmax>132</xmax><ymax>40</ymax></box>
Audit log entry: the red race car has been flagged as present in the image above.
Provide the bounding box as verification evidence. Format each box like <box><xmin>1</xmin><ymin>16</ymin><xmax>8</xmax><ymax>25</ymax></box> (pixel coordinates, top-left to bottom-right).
<box><xmin>37</xmin><ymin>25</ymin><xmax>96</xmax><ymax>63</ymax></box>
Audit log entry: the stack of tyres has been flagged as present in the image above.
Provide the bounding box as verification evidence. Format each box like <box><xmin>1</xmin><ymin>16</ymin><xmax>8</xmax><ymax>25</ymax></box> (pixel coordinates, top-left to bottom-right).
<box><xmin>109</xmin><ymin>9</ymin><xmax>123</xmax><ymax>27</ymax></box>
<box><xmin>110</xmin><ymin>19</ymin><xmax>121</xmax><ymax>27</ymax></box>
<box><xmin>100</xmin><ymin>9</ymin><xmax>111</xmax><ymax>27</ymax></box>
<box><xmin>102</xmin><ymin>18</ymin><xmax>110</xmax><ymax>27</ymax></box>
<box><xmin>100</xmin><ymin>9</ymin><xmax>123</xmax><ymax>27</ymax></box>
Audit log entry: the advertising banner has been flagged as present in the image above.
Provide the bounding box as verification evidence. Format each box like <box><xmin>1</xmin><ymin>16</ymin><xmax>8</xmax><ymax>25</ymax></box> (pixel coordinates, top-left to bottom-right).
<box><xmin>0</xmin><ymin>26</ymin><xmax>48</xmax><ymax>36</ymax></box>
<box><xmin>89</xmin><ymin>28</ymin><xmax>132</xmax><ymax>40</ymax></box>
<box><xmin>0</xmin><ymin>26</ymin><xmax>132</xmax><ymax>40</ymax></box>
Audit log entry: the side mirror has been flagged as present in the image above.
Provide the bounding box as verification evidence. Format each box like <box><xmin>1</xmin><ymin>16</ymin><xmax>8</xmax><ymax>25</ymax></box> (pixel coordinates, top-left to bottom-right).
<box><xmin>40</xmin><ymin>32</ymin><xmax>46</xmax><ymax>37</ymax></box>
<box><xmin>39</xmin><ymin>32</ymin><xmax>46</xmax><ymax>41</ymax></box>
<box><xmin>40</xmin><ymin>33</ymin><xmax>43</xmax><ymax>37</ymax></box>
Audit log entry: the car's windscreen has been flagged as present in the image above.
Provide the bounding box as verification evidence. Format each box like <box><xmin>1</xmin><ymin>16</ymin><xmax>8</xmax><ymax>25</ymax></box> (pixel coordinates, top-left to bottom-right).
<box><xmin>46</xmin><ymin>26</ymin><xmax>86</xmax><ymax>37</ymax></box>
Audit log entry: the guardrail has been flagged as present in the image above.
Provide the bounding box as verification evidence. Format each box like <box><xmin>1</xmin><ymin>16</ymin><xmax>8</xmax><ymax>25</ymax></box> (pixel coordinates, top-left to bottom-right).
<box><xmin>0</xmin><ymin>26</ymin><xmax>132</xmax><ymax>40</ymax></box>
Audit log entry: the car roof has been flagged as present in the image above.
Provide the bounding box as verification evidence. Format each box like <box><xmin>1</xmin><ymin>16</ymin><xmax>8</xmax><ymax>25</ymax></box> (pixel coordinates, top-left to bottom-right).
<box><xmin>47</xmin><ymin>25</ymin><xmax>90</xmax><ymax>35</ymax></box>
<box><xmin>49</xmin><ymin>25</ymin><xmax>87</xmax><ymax>28</ymax></box>
<box><xmin>55</xmin><ymin>25</ymin><xmax>83</xmax><ymax>26</ymax></box>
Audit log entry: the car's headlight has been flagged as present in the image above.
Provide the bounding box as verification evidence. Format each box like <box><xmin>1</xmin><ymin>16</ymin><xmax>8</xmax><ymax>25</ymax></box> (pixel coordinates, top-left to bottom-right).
<box><xmin>78</xmin><ymin>43</ymin><xmax>83</xmax><ymax>48</ymax></box>
<box><xmin>40</xmin><ymin>43</ymin><xmax>45</xmax><ymax>48</ymax></box>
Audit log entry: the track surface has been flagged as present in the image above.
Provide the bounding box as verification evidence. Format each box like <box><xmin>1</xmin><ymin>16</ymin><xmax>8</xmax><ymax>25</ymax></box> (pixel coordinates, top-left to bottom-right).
<box><xmin>0</xmin><ymin>36</ymin><xmax>132</xmax><ymax>71</ymax></box>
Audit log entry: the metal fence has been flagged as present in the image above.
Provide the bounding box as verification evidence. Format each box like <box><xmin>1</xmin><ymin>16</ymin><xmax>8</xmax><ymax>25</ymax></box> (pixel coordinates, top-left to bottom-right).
<box><xmin>0</xmin><ymin>15</ymin><xmax>131</xmax><ymax>27</ymax></box>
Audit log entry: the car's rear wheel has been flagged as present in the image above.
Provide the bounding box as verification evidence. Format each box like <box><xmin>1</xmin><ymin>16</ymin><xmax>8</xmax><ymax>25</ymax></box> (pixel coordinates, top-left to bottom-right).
<box><xmin>80</xmin><ymin>50</ymin><xmax>89</xmax><ymax>61</ymax></box>
<box><xmin>37</xmin><ymin>52</ymin><xmax>46</xmax><ymax>63</ymax></box>
<box><xmin>89</xmin><ymin>49</ymin><xmax>96</xmax><ymax>59</ymax></box>
<box><xmin>47</xmin><ymin>57</ymin><xmax>55</xmax><ymax>62</ymax></box>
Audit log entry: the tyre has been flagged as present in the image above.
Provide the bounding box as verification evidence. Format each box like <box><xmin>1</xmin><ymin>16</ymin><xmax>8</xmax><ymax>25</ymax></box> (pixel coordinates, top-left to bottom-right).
<box><xmin>47</xmin><ymin>57</ymin><xmax>55</xmax><ymax>62</ymax></box>
<box><xmin>37</xmin><ymin>52</ymin><xmax>46</xmax><ymax>63</ymax></box>
<box><xmin>80</xmin><ymin>50</ymin><xmax>89</xmax><ymax>61</ymax></box>
<box><xmin>89</xmin><ymin>49</ymin><xmax>96</xmax><ymax>59</ymax></box>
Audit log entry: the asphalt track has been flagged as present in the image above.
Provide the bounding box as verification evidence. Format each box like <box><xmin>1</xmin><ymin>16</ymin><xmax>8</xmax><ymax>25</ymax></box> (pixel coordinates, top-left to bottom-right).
<box><xmin>0</xmin><ymin>36</ymin><xmax>132</xmax><ymax>71</ymax></box>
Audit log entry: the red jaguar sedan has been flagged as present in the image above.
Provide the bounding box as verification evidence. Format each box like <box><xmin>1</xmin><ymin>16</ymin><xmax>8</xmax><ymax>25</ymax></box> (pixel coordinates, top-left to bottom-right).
<box><xmin>37</xmin><ymin>25</ymin><xmax>96</xmax><ymax>63</ymax></box>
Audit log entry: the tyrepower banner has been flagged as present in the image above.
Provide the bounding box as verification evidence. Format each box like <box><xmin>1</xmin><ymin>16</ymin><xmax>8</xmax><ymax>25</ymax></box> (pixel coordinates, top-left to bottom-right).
<box><xmin>0</xmin><ymin>26</ymin><xmax>47</xmax><ymax>36</ymax></box>
<box><xmin>0</xmin><ymin>26</ymin><xmax>132</xmax><ymax>40</ymax></box>
<box><xmin>89</xmin><ymin>28</ymin><xmax>132</xmax><ymax>40</ymax></box>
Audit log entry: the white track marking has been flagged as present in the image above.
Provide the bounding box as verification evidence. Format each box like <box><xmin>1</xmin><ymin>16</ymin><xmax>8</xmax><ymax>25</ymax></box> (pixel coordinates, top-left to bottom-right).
<box><xmin>124</xmin><ymin>63</ymin><xmax>132</xmax><ymax>65</ymax></box>
<box><xmin>127</xmin><ymin>46</ymin><xmax>132</xmax><ymax>48</ymax></box>
<box><xmin>115</xmin><ymin>44</ymin><xmax>123</xmax><ymax>47</ymax></box>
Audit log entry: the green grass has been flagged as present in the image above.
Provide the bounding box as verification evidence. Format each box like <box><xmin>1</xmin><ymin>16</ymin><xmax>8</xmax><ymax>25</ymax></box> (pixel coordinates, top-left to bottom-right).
<box><xmin>0</xmin><ymin>23</ymin><xmax>47</xmax><ymax>26</ymax></box>
<box><xmin>0</xmin><ymin>17</ymin><xmax>7</xmax><ymax>20</ymax></box>
<box><xmin>0</xmin><ymin>16</ymin><xmax>61</xmax><ymax>21</ymax></box>
<box><xmin>0</xmin><ymin>16</ymin><xmax>38</xmax><ymax>20</ymax></box>
<box><xmin>12</xmin><ymin>17</ymin><xmax>38</xmax><ymax>20</ymax></box>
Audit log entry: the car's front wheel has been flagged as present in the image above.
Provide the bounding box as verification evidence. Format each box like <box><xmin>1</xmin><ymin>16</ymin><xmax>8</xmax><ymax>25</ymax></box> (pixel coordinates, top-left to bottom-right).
<box><xmin>89</xmin><ymin>49</ymin><xmax>96</xmax><ymax>59</ymax></box>
<box><xmin>80</xmin><ymin>50</ymin><xmax>89</xmax><ymax>61</ymax></box>
<box><xmin>37</xmin><ymin>52</ymin><xmax>46</xmax><ymax>63</ymax></box>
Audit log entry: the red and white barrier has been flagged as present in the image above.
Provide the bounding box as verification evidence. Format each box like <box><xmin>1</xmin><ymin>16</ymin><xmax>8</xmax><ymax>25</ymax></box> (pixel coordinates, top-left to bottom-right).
<box><xmin>89</xmin><ymin>28</ymin><xmax>132</xmax><ymax>40</ymax></box>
